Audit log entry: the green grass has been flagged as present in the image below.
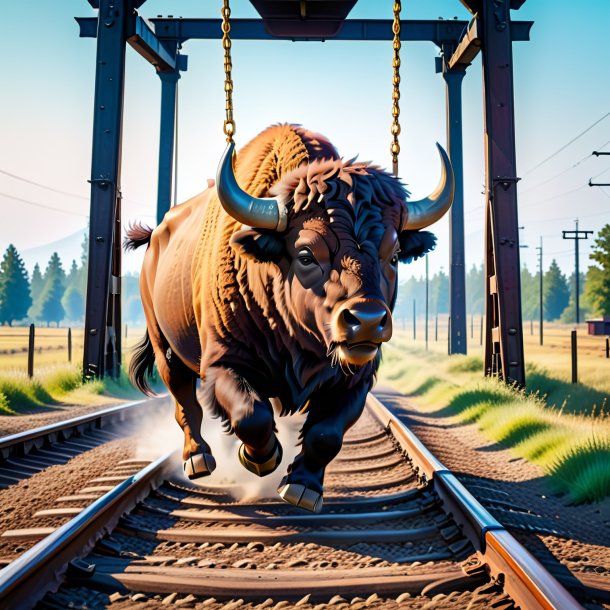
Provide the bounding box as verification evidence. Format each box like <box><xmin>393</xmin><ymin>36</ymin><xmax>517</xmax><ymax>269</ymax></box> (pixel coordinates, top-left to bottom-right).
<box><xmin>0</xmin><ymin>375</ymin><xmax>55</xmax><ymax>413</ymax></box>
<box><xmin>447</xmin><ymin>355</ymin><xmax>484</xmax><ymax>374</ymax></box>
<box><xmin>525</xmin><ymin>362</ymin><xmax>608</xmax><ymax>416</ymax></box>
<box><xmin>0</xmin><ymin>361</ymin><xmax>154</xmax><ymax>415</ymax></box>
<box><xmin>378</xmin><ymin>340</ymin><xmax>610</xmax><ymax>503</ymax></box>
<box><xmin>548</xmin><ymin>437</ymin><xmax>610</xmax><ymax>503</ymax></box>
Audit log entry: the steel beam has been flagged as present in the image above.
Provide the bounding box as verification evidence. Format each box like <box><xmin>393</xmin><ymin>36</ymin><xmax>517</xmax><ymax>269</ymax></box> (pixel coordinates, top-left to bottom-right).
<box><xmin>480</xmin><ymin>0</ymin><xmax>525</xmax><ymax>386</ymax></box>
<box><xmin>83</xmin><ymin>0</ymin><xmax>128</xmax><ymax>379</ymax></box>
<box><xmin>157</xmin><ymin>68</ymin><xmax>180</xmax><ymax>225</ymax></box>
<box><xmin>76</xmin><ymin>17</ymin><xmax>532</xmax><ymax>46</ymax></box>
<box><xmin>442</xmin><ymin>58</ymin><xmax>468</xmax><ymax>355</ymax></box>
<box><xmin>447</xmin><ymin>17</ymin><xmax>481</xmax><ymax>70</ymax></box>
<box><xmin>128</xmin><ymin>16</ymin><xmax>176</xmax><ymax>72</ymax></box>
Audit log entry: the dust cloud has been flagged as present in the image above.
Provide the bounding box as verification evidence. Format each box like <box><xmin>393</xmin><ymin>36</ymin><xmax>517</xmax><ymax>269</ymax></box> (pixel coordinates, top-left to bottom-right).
<box><xmin>135</xmin><ymin>395</ymin><xmax>306</xmax><ymax>502</ymax></box>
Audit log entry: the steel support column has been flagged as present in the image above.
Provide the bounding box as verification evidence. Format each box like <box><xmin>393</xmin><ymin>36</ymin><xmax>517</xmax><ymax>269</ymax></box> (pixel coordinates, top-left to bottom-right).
<box><xmin>443</xmin><ymin>62</ymin><xmax>467</xmax><ymax>355</ymax></box>
<box><xmin>83</xmin><ymin>0</ymin><xmax>129</xmax><ymax>379</ymax></box>
<box><xmin>157</xmin><ymin>68</ymin><xmax>180</xmax><ymax>224</ymax></box>
<box><xmin>480</xmin><ymin>0</ymin><xmax>525</xmax><ymax>385</ymax></box>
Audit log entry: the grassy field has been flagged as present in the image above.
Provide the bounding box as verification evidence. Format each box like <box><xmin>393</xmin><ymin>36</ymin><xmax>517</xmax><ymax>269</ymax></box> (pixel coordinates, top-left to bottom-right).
<box><xmin>395</xmin><ymin>317</ymin><xmax>610</xmax><ymax>398</ymax></box>
<box><xmin>378</xmin><ymin>330</ymin><xmax>610</xmax><ymax>503</ymax></box>
<box><xmin>0</xmin><ymin>326</ymin><xmax>145</xmax><ymax>372</ymax></box>
<box><xmin>0</xmin><ymin>325</ymin><xmax>147</xmax><ymax>414</ymax></box>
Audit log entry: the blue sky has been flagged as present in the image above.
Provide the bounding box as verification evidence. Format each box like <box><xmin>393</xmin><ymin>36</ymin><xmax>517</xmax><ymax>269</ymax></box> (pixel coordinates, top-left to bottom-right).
<box><xmin>0</xmin><ymin>0</ymin><xmax>609</xmax><ymax>281</ymax></box>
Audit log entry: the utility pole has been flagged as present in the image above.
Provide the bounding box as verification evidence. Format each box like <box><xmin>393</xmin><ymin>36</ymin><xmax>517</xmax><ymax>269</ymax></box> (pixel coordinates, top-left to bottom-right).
<box><xmin>562</xmin><ymin>220</ymin><xmax>593</xmax><ymax>324</ymax></box>
<box><xmin>536</xmin><ymin>237</ymin><xmax>543</xmax><ymax>345</ymax></box>
<box><xmin>589</xmin><ymin>151</ymin><xmax>610</xmax><ymax>187</ymax></box>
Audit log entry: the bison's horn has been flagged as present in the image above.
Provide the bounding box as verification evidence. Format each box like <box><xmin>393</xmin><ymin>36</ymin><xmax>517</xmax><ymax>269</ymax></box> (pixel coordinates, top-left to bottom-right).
<box><xmin>216</xmin><ymin>142</ymin><xmax>288</xmax><ymax>231</ymax></box>
<box><xmin>403</xmin><ymin>143</ymin><xmax>454</xmax><ymax>230</ymax></box>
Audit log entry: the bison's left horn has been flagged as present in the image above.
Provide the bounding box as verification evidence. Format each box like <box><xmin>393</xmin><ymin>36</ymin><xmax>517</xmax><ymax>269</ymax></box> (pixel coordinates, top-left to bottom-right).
<box><xmin>216</xmin><ymin>142</ymin><xmax>288</xmax><ymax>231</ymax></box>
<box><xmin>402</xmin><ymin>143</ymin><xmax>454</xmax><ymax>230</ymax></box>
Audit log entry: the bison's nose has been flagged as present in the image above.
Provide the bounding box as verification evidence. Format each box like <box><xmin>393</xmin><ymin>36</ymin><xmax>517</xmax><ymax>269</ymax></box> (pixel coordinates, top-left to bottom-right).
<box><xmin>334</xmin><ymin>299</ymin><xmax>393</xmax><ymax>345</ymax></box>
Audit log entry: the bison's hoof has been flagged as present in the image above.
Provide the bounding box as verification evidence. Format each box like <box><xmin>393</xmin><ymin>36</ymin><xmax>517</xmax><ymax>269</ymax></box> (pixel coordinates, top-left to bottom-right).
<box><xmin>183</xmin><ymin>452</ymin><xmax>216</xmax><ymax>480</ymax></box>
<box><xmin>238</xmin><ymin>440</ymin><xmax>283</xmax><ymax>477</ymax></box>
<box><xmin>277</xmin><ymin>479</ymin><xmax>323</xmax><ymax>513</ymax></box>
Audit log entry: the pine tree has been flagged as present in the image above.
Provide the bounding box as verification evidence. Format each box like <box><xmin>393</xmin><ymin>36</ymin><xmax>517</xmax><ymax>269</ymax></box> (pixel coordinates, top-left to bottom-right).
<box><xmin>466</xmin><ymin>263</ymin><xmax>484</xmax><ymax>315</ymax></box>
<box><xmin>561</xmin><ymin>270</ymin><xmax>589</xmax><ymax>323</ymax></box>
<box><xmin>40</xmin><ymin>277</ymin><xmax>65</xmax><ymax>327</ymax></box>
<box><xmin>66</xmin><ymin>259</ymin><xmax>79</xmax><ymax>288</ymax></box>
<box><xmin>584</xmin><ymin>224</ymin><xmax>610</xmax><ymax>317</ymax></box>
<box><xmin>543</xmin><ymin>259</ymin><xmax>570</xmax><ymax>321</ymax></box>
<box><xmin>520</xmin><ymin>264</ymin><xmax>539</xmax><ymax>321</ymax></box>
<box><xmin>0</xmin><ymin>245</ymin><xmax>32</xmax><ymax>326</ymax></box>
<box><xmin>42</xmin><ymin>252</ymin><xmax>66</xmax><ymax>290</ymax></box>
<box><xmin>30</xmin><ymin>252</ymin><xmax>66</xmax><ymax>323</ymax></box>
<box><xmin>76</xmin><ymin>233</ymin><xmax>89</xmax><ymax>294</ymax></box>
<box><xmin>430</xmin><ymin>268</ymin><xmax>449</xmax><ymax>314</ymax></box>
<box><xmin>62</xmin><ymin>286</ymin><xmax>84</xmax><ymax>322</ymax></box>
<box><xmin>30</xmin><ymin>263</ymin><xmax>44</xmax><ymax>301</ymax></box>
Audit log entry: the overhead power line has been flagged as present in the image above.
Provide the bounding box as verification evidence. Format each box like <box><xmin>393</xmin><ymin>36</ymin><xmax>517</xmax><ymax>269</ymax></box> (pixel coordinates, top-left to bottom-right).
<box><xmin>0</xmin><ymin>168</ymin><xmax>151</xmax><ymax>209</ymax></box>
<box><xmin>0</xmin><ymin>191</ymin><xmax>88</xmax><ymax>218</ymax></box>
<box><xmin>520</xmin><ymin>139</ymin><xmax>610</xmax><ymax>195</ymax></box>
<box><xmin>523</xmin><ymin>111</ymin><xmax>610</xmax><ymax>176</ymax></box>
<box><xmin>0</xmin><ymin>169</ymin><xmax>89</xmax><ymax>200</ymax></box>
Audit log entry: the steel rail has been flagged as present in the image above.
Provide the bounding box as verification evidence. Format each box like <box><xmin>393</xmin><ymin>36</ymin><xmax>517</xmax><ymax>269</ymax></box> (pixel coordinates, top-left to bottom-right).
<box><xmin>0</xmin><ymin>450</ymin><xmax>178</xmax><ymax>610</ymax></box>
<box><xmin>367</xmin><ymin>393</ymin><xmax>583</xmax><ymax>610</ymax></box>
<box><xmin>0</xmin><ymin>396</ymin><xmax>167</xmax><ymax>461</ymax></box>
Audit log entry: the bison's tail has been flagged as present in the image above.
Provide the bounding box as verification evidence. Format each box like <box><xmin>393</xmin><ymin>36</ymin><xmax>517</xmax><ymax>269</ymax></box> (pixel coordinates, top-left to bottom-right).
<box><xmin>129</xmin><ymin>329</ymin><xmax>157</xmax><ymax>396</ymax></box>
<box><xmin>124</xmin><ymin>223</ymin><xmax>153</xmax><ymax>251</ymax></box>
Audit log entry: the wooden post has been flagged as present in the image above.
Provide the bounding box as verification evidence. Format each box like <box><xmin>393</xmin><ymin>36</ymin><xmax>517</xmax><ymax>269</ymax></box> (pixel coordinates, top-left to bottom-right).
<box><xmin>530</xmin><ymin>319</ymin><xmax>533</xmax><ymax>336</ymax></box>
<box><xmin>27</xmin><ymin>324</ymin><xmax>35</xmax><ymax>378</ymax></box>
<box><xmin>68</xmin><ymin>328</ymin><xmax>72</xmax><ymax>363</ymax></box>
<box><xmin>571</xmin><ymin>330</ymin><xmax>577</xmax><ymax>384</ymax></box>
<box><xmin>447</xmin><ymin>317</ymin><xmax>451</xmax><ymax>355</ymax></box>
<box><xmin>125</xmin><ymin>324</ymin><xmax>128</xmax><ymax>338</ymax></box>
<box><xmin>435</xmin><ymin>314</ymin><xmax>438</xmax><ymax>342</ymax></box>
<box><xmin>480</xmin><ymin>315</ymin><xmax>484</xmax><ymax>346</ymax></box>
<box><xmin>606</xmin><ymin>337</ymin><xmax>609</xmax><ymax>359</ymax></box>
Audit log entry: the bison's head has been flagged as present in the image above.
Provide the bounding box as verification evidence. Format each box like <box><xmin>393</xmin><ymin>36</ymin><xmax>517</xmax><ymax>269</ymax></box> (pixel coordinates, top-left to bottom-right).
<box><xmin>217</xmin><ymin>143</ymin><xmax>453</xmax><ymax>370</ymax></box>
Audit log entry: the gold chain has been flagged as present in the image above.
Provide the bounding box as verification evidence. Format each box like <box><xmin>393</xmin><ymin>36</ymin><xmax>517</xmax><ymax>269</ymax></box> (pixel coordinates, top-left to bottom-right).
<box><xmin>222</xmin><ymin>0</ymin><xmax>235</xmax><ymax>142</ymax></box>
<box><xmin>391</xmin><ymin>1</ymin><xmax>401</xmax><ymax>176</ymax></box>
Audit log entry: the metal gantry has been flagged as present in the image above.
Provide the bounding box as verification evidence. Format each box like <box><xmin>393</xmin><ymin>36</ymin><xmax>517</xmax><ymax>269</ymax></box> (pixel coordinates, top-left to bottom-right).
<box><xmin>77</xmin><ymin>0</ymin><xmax>532</xmax><ymax>381</ymax></box>
<box><xmin>457</xmin><ymin>0</ymin><xmax>528</xmax><ymax>385</ymax></box>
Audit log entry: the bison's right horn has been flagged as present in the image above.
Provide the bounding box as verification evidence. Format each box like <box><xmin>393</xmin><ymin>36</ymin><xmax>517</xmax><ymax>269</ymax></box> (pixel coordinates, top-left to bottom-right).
<box><xmin>402</xmin><ymin>143</ymin><xmax>454</xmax><ymax>230</ymax></box>
<box><xmin>216</xmin><ymin>142</ymin><xmax>288</xmax><ymax>231</ymax></box>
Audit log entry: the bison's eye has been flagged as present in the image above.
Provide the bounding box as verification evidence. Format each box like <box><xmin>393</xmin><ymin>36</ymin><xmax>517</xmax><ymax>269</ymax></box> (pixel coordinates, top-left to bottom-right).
<box><xmin>390</xmin><ymin>250</ymin><xmax>400</xmax><ymax>267</ymax></box>
<box><xmin>297</xmin><ymin>249</ymin><xmax>317</xmax><ymax>267</ymax></box>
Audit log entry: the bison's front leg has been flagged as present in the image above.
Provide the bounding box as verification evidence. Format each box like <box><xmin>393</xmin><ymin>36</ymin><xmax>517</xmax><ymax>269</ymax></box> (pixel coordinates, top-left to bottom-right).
<box><xmin>211</xmin><ymin>367</ymin><xmax>283</xmax><ymax>477</ymax></box>
<box><xmin>278</xmin><ymin>381</ymin><xmax>370</xmax><ymax>513</ymax></box>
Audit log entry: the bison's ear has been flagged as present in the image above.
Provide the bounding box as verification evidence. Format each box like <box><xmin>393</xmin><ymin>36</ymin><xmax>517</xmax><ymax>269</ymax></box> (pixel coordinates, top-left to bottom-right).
<box><xmin>230</xmin><ymin>229</ymin><xmax>285</xmax><ymax>263</ymax></box>
<box><xmin>398</xmin><ymin>230</ymin><xmax>436</xmax><ymax>263</ymax></box>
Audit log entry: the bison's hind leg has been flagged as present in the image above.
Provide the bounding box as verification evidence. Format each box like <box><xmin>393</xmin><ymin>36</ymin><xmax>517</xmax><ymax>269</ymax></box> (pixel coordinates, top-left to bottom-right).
<box><xmin>160</xmin><ymin>353</ymin><xmax>216</xmax><ymax>479</ymax></box>
<box><xmin>210</xmin><ymin>367</ymin><xmax>282</xmax><ymax>477</ymax></box>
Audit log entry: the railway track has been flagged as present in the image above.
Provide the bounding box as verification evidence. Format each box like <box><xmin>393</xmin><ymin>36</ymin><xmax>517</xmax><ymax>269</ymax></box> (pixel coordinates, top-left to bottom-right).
<box><xmin>0</xmin><ymin>398</ymin><xmax>166</xmax><ymax>489</ymax></box>
<box><xmin>0</xmin><ymin>395</ymin><xmax>588</xmax><ymax>610</ymax></box>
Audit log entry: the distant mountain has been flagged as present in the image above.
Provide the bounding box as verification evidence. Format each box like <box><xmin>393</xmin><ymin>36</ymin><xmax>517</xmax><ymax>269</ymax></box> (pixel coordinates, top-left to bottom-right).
<box><xmin>20</xmin><ymin>227</ymin><xmax>145</xmax><ymax>276</ymax></box>
<box><xmin>21</xmin><ymin>228</ymin><xmax>87</xmax><ymax>274</ymax></box>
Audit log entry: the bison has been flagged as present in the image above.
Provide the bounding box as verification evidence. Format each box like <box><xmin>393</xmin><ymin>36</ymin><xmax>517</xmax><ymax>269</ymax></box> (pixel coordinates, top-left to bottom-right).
<box><xmin>127</xmin><ymin>124</ymin><xmax>453</xmax><ymax>512</ymax></box>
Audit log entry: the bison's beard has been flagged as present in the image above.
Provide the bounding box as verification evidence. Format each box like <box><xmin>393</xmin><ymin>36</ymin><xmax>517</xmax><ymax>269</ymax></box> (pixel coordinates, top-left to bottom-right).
<box><xmin>327</xmin><ymin>340</ymin><xmax>380</xmax><ymax>375</ymax></box>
